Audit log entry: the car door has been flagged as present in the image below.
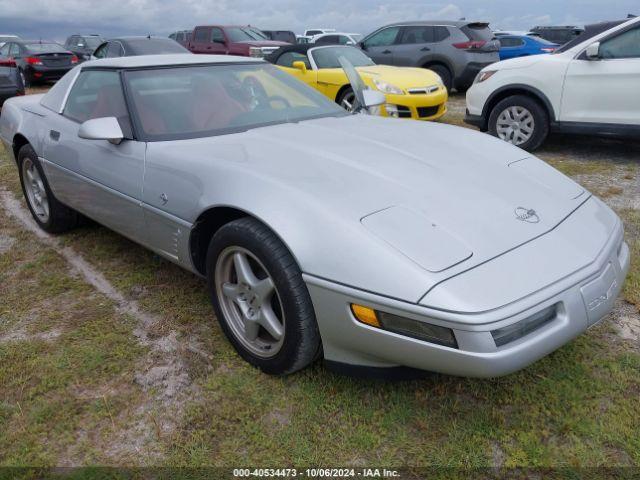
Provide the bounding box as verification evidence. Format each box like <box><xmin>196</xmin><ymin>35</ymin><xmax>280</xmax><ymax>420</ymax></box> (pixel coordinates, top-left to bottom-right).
<box><xmin>41</xmin><ymin>69</ymin><xmax>146</xmax><ymax>242</ymax></box>
<box><xmin>392</xmin><ymin>25</ymin><xmax>438</xmax><ymax>66</ymax></box>
<box><xmin>190</xmin><ymin>27</ymin><xmax>211</xmax><ymax>54</ymax></box>
<box><xmin>360</xmin><ymin>26</ymin><xmax>401</xmax><ymax>65</ymax></box>
<box><xmin>209</xmin><ymin>27</ymin><xmax>229</xmax><ymax>54</ymax></box>
<box><xmin>275</xmin><ymin>51</ymin><xmax>318</xmax><ymax>88</ymax></box>
<box><xmin>560</xmin><ymin>24</ymin><xmax>640</xmax><ymax>125</ymax></box>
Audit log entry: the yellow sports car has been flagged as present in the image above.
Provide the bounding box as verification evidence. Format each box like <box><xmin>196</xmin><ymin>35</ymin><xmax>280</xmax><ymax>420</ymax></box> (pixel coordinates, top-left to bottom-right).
<box><xmin>267</xmin><ymin>45</ymin><xmax>448</xmax><ymax>121</ymax></box>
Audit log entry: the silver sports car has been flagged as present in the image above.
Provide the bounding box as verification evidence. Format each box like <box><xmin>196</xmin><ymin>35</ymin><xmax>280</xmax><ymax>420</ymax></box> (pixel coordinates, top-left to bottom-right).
<box><xmin>0</xmin><ymin>54</ymin><xmax>629</xmax><ymax>377</ymax></box>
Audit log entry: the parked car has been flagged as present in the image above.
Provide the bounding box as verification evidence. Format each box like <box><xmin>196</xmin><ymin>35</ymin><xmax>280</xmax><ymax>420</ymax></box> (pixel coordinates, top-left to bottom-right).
<box><xmin>169</xmin><ymin>30</ymin><xmax>193</xmax><ymax>48</ymax></box>
<box><xmin>312</xmin><ymin>33</ymin><xmax>363</xmax><ymax>45</ymax></box>
<box><xmin>0</xmin><ymin>53</ymin><xmax>628</xmax><ymax>377</ymax></box>
<box><xmin>358</xmin><ymin>21</ymin><xmax>500</xmax><ymax>92</ymax></box>
<box><xmin>465</xmin><ymin>16</ymin><xmax>640</xmax><ymax>150</ymax></box>
<box><xmin>493</xmin><ymin>31</ymin><xmax>540</xmax><ymax>38</ymax></box>
<box><xmin>0</xmin><ymin>40</ymin><xmax>77</xmax><ymax>86</ymax></box>
<box><xmin>0</xmin><ymin>56</ymin><xmax>24</xmax><ymax>105</ymax></box>
<box><xmin>498</xmin><ymin>35</ymin><xmax>558</xmax><ymax>60</ymax></box>
<box><xmin>261</xmin><ymin>30</ymin><xmax>296</xmax><ymax>44</ymax></box>
<box><xmin>187</xmin><ymin>25</ymin><xmax>288</xmax><ymax>58</ymax></box>
<box><xmin>268</xmin><ymin>45</ymin><xmax>447</xmax><ymax>120</ymax></box>
<box><xmin>64</xmin><ymin>34</ymin><xmax>104</xmax><ymax>62</ymax></box>
<box><xmin>530</xmin><ymin>26</ymin><xmax>584</xmax><ymax>44</ymax></box>
<box><xmin>0</xmin><ymin>34</ymin><xmax>20</xmax><ymax>48</ymax></box>
<box><xmin>93</xmin><ymin>36</ymin><xmax>190</xmax><ymax>59</ymax></box>
<box><xmin>303</xmin><ymin>28</ymin><xmax>336</xmax><ymax>37</ymax></box>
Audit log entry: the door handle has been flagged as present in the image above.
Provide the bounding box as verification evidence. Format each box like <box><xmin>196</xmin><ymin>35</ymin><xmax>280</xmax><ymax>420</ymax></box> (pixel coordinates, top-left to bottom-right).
<box><xmin>382</xmin><ymin>50</ymin><xmax>392</xmax><ymax>54</ymax></box>
<box><xmin>421</xmin><ymin>47</ymin><xmax>431</xmax><ymax>52</ymax></box>
<box><xmin>49</xmin><ymin>130</ymin><xmax>60</xmax><ymax>141</ymax></box>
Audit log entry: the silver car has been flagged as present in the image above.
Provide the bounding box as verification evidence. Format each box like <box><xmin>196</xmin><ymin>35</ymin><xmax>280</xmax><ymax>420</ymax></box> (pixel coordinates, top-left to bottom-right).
<box><xmin>0</xmin><ymin>54</ymin><xmax>629</xmax><ymax>377</ymax></box>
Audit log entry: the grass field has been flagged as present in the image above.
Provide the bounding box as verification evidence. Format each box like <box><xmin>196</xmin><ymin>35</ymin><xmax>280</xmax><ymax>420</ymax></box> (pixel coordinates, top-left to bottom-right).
<box><xmin>0</xmin><ymin>91</ymin><xmax>638</xmax><ymax>473</ymax></box>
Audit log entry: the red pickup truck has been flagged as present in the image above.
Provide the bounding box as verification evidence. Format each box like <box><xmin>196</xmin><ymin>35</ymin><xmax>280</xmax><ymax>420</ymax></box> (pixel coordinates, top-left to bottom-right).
<box><xmin>188</xmin><ymin>25</ymin><xmax>290</xmax><ymax>58</ymax></box>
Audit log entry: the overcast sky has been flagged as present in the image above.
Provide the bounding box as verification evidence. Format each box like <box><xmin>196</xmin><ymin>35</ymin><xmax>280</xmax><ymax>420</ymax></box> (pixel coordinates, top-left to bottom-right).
<box><xmin>0</xmin><ymin>0</ymin><xmax>636</xmax><ymax>42</ymax></box>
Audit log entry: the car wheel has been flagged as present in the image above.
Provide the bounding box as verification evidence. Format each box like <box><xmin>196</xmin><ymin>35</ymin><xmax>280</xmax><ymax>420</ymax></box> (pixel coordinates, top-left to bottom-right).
<box><xmin>337</xmin><ymin>87</ymin><xmax>357</xmax><ymax>112</ymax></box>
<box><xmin>427</xmin><ymin>64</ymin><xmax>452</xmax><ymax>92</ymax></box>
<box><xmin>17</xmin><ymin>144</ymin><xmax>79</xmax><ymax>233</ymax></box>
<box><xmin>488</xmin><ymin>95</ymin><xmax>549</xmax><ymax>151</ymax></box>
<box><xmin>206</xmin><ymin>217</ymin><xmax>322</xmax><ymax>375</ymax></box>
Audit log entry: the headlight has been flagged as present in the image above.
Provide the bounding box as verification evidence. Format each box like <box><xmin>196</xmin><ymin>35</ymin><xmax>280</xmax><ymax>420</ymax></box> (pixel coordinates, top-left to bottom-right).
<box><xmin>249</xmin><ymin>47</ymin><xmax>264</xmax><ymax>58</ymax></box>
<box><xmin>373</xmin><ymin>78</ymin><xmax>404</xmax><ymax>95</ymax></box>
<box><xmin>351</xmin><ymin>304</ymin><xmax>458</xmax><ymax>348</ymax></box>
<box><xmin>474</xmin><ymin>70</ymin><xmax>496</xmax><ymax>84</ymax></box>
<box><xmin>431</xmin><ymin>73</ymin><xmax>444</xmax><ymax>87</ymax></box>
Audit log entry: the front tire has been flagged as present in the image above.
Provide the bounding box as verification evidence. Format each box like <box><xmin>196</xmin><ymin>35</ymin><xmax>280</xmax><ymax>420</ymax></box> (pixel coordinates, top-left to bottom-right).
<box><xmin>488</xmin><ymin>95</ymin><xmax>549</xmax><ymax>151</ymax></box>
<box><xmin>17</xmin><ymin>144</ymin><xmax>79</xmax><ymax>233</ymax></box>
<box><xmin>206</xmin><ymin>218</ymin><xmax>321</xmax><ymax>375</ymax></box>
<box><xmin>337</xmin><ymin>87</ymin><xmax>356</xmax><ymax>112</ymax></box>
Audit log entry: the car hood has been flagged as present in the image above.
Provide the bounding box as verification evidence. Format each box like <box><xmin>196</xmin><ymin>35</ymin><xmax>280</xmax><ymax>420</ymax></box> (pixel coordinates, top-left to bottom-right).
<box><xmin>236</xmin><ymin>40</ymin><xmax>289</xmax><ymax>47</ymax></box>
<box><xmin>489</xmin><ymin>55</ymin><xmax>547</xmax><ymax>71</ymax></box>
<box><xmin>172</xmin><ymin>115</ymin><xmax>587</xmax><ymax>284</ymax></box>
<box><xmin>319</xmin><ymin>65</ymin><xmax>443</xmax><ymax>89</ymax></box>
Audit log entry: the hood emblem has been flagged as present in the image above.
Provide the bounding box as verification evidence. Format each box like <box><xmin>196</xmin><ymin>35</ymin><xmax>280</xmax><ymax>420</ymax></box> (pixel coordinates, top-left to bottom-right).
<box><xmin>515</xmin><ymin>207</ymin><xmax>540</xmax><ymax>223</ymax></box>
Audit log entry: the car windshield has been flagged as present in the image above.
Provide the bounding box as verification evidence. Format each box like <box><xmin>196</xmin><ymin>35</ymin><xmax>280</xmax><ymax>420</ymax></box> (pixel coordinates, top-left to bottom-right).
<box><xmin>83</xmin><ymin>37</ymin><xmax>103</xmax><ymax>48</ymax></box>
<box><xmin>226</xmin><ymin>27</ymin><xmax>268</xmax><ymax>42</ymax></box>
<box><xmin>25</xmin><ymin>43</ymin><xmax>67</xmax><ymax>52</ymax></box>
<box><xmin>311</xmin><ymin>46</ymin><xmax>374</xmax><ymax>68</ymax></box>
<box><xmin>553</xmin><ymin>21</ymin><xmax>625</xmax><ymax>54</ymax></box>
<box><xmin>124</xmin><ymin>63</ymin><xmax>346</xmax><ymax>141</ymax></box>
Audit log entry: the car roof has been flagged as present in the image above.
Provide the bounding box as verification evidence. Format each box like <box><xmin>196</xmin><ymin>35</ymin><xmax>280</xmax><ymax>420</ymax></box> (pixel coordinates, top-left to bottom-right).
<box><xmin>82</xmin><ymin>53</ymin><xmax>263</xmax><ymax>69</ymax></box>
<box><xmin>382</xmin><ymin>20</ymin><xmax>487</xmax><ymax>28</ymax></box>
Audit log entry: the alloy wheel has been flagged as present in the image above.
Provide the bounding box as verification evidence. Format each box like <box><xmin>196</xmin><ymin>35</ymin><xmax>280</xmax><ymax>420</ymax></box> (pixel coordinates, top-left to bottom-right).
<box><xmin>340</xmin><ymin>91</ymin><xmax>357</xmax><ymax>112</ymax></box>
<box><xmin>214</xmin><ymin>246</ymin><xmax>286</xmax><ymax>358</ymax></box>
<box><xmin>496</xmin><ymin>106</ymin><xmax>535</xmax><ymax>146</ymax></box>
<box><xmin>22</xmin><ymin>158</ymin><xmax>50</xmax><ymax>222</ymax></box>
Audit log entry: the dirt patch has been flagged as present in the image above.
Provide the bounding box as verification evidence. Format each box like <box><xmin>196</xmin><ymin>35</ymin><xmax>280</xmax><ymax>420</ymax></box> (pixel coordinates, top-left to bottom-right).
<box><xmin>0</xmin><ymin>187</ymin><xmax>204</xmax><ymax>463</ymax></box>
<box><xmin>611</xmin><ymin>301</ymin><xmax>640</xmax><ymax>344</ymax></box>
<box><xmin>0</xmin><ymin>233</ymin><xmax>15</xmax><ymax>254</ymax></box>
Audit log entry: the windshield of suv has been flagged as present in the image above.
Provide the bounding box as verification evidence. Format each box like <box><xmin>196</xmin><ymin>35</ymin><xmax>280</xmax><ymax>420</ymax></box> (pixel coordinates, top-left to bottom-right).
<box><xmin>311</xmin><ymin>46</ymin><xmax>374</xmax><ymax>68</ymax></box>
<box><xmin>226</xmin><ymin>27</ymin><xmax>268</xmax><ymax>42</ymax></box>
<box><xmin>124</xmin><ymin>63</ymin><xmax>346</xmax><ymax>141</ymax></box>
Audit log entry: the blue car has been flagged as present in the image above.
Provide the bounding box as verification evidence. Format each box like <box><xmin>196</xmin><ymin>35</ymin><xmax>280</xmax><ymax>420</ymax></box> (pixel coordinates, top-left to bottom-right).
<box><xmin>498</xmin><ymin>35</ymin><xmax>559</xmax><ymax>60</ymax></box>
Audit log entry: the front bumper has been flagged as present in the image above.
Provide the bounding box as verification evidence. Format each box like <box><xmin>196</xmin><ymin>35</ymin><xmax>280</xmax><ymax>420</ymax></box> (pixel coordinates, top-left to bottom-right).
<box><xmin>379</xmin><ymin>88</ymin><xmax>448</xmax><ymax>121</ymax></box>
<box><xmin>305</xmin><ymin>208</ymin><xmax>629</xmax><ymax>378</ymax></box>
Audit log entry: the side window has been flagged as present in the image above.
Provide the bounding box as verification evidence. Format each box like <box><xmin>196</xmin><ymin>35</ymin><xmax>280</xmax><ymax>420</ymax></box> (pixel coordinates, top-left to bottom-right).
<box><xmin>399</xmin><ymin>26</ymin><xmax>434</xmax><ymax>44</ymax></box>
<box><xmin>433</xmin><ymin>26</ymin><xmax>450</xmax><ymax>42</ymax></box>
<box><xmin>107</xmin><ymin>42</ymin><xmax>124</xmax><ymax>58</ymax></box>
<box><xmin>500</xmin><ymin>37</ymin><xmax>524</xmax><ymax>47</ymax></box>
<box><xmin>276</xmin><ymin>51</ymin><xmax>311</xmax><ymax>68</ymax></box>
<box><xmin>211</xmin><ymin>28</ymin><xmax>225</xmax><ymax>43</ymax></box>
<box><xmin>338</xmin><ymin>35</ymin><xmax>351</xmax><ymax>45</ymax></box>
<box><xmin>176</xmin><ymin>32</ymin><xmax>184</xmax><ymax>42</ymax></box>
<box><xmin>93</xmin><ymin>44</ymin><xmax>108</xmax><ymax>59</ymax></box>
<box><xmin>0</xmin><ymin>44</ymin><xmax>9</xmax><ymax>56</ymax></box>
<box><xmin>600</xmin><ymin>27</ymin><xmax>640</xmax><ymax>59</ymax></box>
<box><xmin>63</xmin><ymin>70</ymin><xmax>132</xmax><ymax>137</ymax></box>
<box><xmin>9</xmin><ymin>44</ymin><xmax>20</xmax><ymax>57</ymax></box>
<box><xmin>363</xmin><ymin>27</ymin><xmax>400</xmax><ymax>48</ymax></box>
<box><xmin>193</xmin><ymin>28</ymin><xmax>209</xmax><ymax>43</ymax></box>
<box><xmin>169</xmin><ymin>33</ymin><xmax>176</xmax><ymax>40</ymax></box>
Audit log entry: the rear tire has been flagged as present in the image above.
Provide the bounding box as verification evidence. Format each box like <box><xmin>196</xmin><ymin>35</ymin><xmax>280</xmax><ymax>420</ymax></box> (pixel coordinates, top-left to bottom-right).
<box><xmin>17</xmin><ymin>144</ymin><xmax>79</xmax><ymax>233</ymax></box>
<box><xmin>426</xmin><ymin>64</ymin><xmax>452</xmax><ymax>92</ymax></box>
<box><xmin>488</xmin><ymin>95</ymin><xmax>549</xmax><ymax>151</ymax></box>
<box><xmin>206</xmin><ymin>217</ymin><xmax>322</xmax><ymax>375</ymax></box>
<box><xmin>18</xmin><ymin>68</ymin><xmax>30</xmax><ymax>88</ymax></box>
<box><xmin>337</xmin><ymin>87</ymin><xmax>356</xmax><ymax>112</ymax></box>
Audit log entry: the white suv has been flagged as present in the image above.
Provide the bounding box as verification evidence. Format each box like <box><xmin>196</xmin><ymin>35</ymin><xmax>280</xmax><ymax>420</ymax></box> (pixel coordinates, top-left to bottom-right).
<box><xmin>465</xmin><ymin>16</ymin><xmax>640</xmax><ymax>150</ymax></box>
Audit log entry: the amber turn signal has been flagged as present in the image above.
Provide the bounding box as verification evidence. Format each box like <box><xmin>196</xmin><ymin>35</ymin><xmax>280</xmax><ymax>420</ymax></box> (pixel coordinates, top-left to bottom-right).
<box><xmin>350</xmin><ymin>304</ymin><xmax>380</xmax><ymax>327</ymax></box>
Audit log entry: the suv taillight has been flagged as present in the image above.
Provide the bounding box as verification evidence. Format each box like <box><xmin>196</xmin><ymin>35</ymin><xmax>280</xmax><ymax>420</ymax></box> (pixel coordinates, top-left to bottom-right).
<box><xmin>452</xmin><ymin>40</ymin><xmax>487</xmax><ymax>50</ymax></box>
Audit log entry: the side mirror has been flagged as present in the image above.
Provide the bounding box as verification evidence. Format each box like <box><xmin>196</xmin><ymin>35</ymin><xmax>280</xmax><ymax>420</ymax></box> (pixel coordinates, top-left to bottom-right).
<box><xmin>292</xmin><ymin>61</ymin><xmax>308</xmax><ymax>73</ymax></box>
<box><xmin>362</xmin><ymin>89</ymin><xmax>386</xmax><ymax>109</ymax></box>
<box><xmin>585</xmin><ymin>41</ymin><xmax>601</xmax><ymax>60</ymax></box>
<box><xmin>359</xmin><ymin>42</ymin><xmax>367</xmax><ymax>51</ymax></box>
<box><xmin>78</xmin><ymin>117</ymin><xmax>124</xmax><ymax>145</ymax></box>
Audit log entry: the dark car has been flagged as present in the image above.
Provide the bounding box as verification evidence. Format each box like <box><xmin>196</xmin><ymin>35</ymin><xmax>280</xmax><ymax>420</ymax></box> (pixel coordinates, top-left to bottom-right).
<box><xmin>187</xmin><ymin>25</ymin><xmax>289</xmax><ymax>58</ymax></box>
<box><xmin>530</xmin><ymin>26</ymin><xmax>584</xmax><ymax>44</ymax></box>
<box><xmin>64</xmin><ymin>34</ymin><xmax>104</xmax><ymax>62</ymax></box>
<box><xmin>93</xmin><ymin>36</ymin><xmax>190</xmax><ymax>59</ymax></box>
<box><xmin>0</xmin><ymin>40</ymin><xmax>77</xmax><ymax>86</ymax></box>
<box><xmin>169</xmin><ymin>30</ymin><xmax>193</xmax><ymax>47</ymax></box>
<box><xmin>261</xmin><ymin>30</ymin><xmax>297</xmax><ymax>44</ymax></box>
<box><xmin>358</xmin><ymin>20</ymin><xmax>500</xmax><ymax>92</ymax></box>
<box><xmin>0</xmin><ymin>56</ymin><xmax>24</xmax><ymax>105</ymax></box>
